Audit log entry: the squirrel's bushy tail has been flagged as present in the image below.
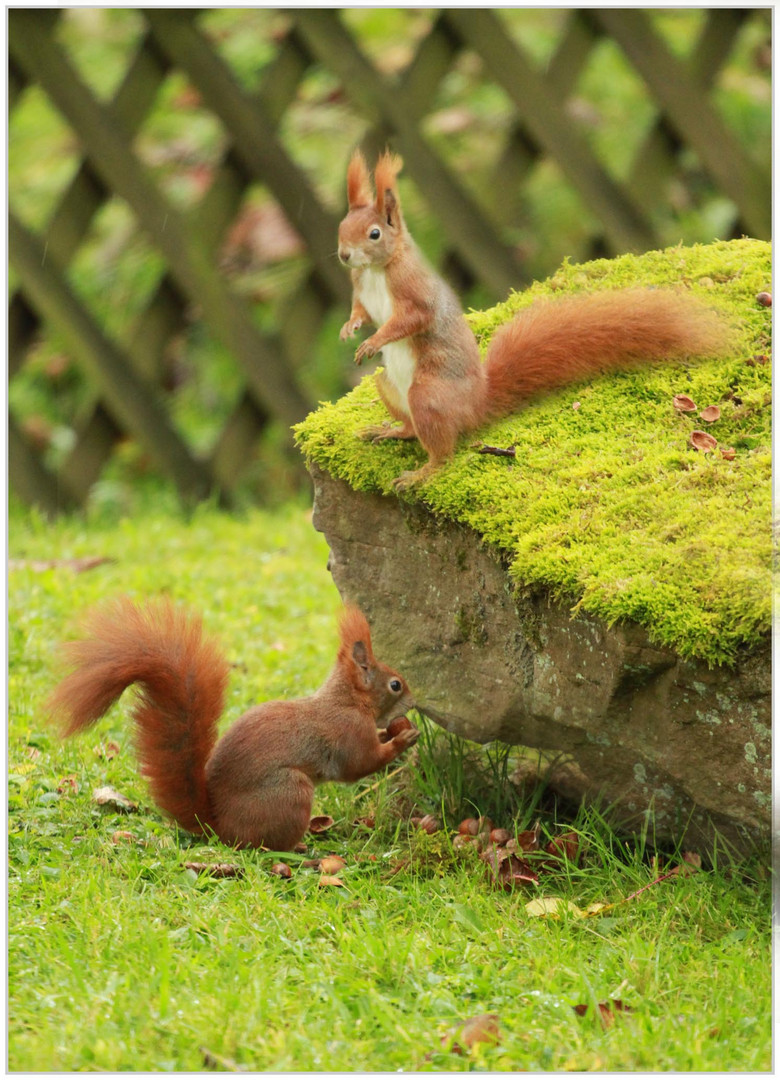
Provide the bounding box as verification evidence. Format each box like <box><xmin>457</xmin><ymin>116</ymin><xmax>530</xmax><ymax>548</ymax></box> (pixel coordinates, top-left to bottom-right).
<box><xmin>49</xmin><ymin>597</ymin><xmax>230</xmax><ymax>834</ymax></box>
<box><xmin>484</xmin><ymin>289</ymin><xmax>726</xmax><ymax>419</ymax></box>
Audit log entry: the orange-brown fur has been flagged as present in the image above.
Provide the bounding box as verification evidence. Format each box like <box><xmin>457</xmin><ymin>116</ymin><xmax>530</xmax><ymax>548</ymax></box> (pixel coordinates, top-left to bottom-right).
<box><xmin>49</xmin><ymin>599</ymin><xmax>416</xmax><ymax>851</ymax></box>
<box><xmin>338</xmin><ymin>150</ymin><xmax>727</xmax><ymax>488</ymax></box>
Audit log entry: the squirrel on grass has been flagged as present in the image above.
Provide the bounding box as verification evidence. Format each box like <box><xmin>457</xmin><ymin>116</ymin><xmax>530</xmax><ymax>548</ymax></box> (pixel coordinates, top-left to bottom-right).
<box><xmin>338</xmin><ymin>150</ymin><xmax>726</xmax><ymax>489</ymax></box>
<box><xmin>48</xmin><ymin>598</ymin><xmax>417</xmax><ymax>851</ymax></box>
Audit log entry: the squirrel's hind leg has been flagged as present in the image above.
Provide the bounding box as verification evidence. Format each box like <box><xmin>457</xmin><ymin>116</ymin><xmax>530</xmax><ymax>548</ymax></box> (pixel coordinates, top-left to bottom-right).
<box><xmin>360</xmin><ymin>369</ymin><xmax>417</xmax><ymax>442</ymax></box>
<box><xmin>214</xmin><ymin>770</ymin><xmax>314</xmax><ymax>852</ymax></box>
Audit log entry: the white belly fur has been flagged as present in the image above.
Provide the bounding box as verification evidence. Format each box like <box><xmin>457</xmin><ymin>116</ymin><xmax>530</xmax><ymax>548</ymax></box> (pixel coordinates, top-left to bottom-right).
<box><xmin>357</xmin><ymin>268</ymin><xmax>416</xmax><ymax>405</ymax></box>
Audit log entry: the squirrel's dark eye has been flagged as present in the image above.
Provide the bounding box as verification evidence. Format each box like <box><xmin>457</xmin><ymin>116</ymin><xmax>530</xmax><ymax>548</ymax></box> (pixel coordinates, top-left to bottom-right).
<box><xmin>369</xmin><ymin>228</ymin><xmax>381</xmax><ymax>240</ymax></box>
<box><xmin>389</xmin><ymin>678</ymin><xmax>402</xmax><ymax>693</ymax></box>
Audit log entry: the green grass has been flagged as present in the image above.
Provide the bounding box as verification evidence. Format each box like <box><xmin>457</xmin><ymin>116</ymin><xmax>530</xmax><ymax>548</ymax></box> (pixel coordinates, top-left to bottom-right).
<box><xmin>296</xmin><ymin>239</ymin><xmax>771</xmax><ymax>667</ymax></box>
<box><xmin>8</xmin><ymin>499</ymin><xmax>771</xmax><ymax>1071</ymax></box>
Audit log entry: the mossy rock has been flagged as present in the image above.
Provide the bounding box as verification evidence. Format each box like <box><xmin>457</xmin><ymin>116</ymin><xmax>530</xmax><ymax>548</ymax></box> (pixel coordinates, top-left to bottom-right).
<box><xmin>296</xmin><ymin>239</ymin><xmax>771</xmax><ymax>668</ymax></box>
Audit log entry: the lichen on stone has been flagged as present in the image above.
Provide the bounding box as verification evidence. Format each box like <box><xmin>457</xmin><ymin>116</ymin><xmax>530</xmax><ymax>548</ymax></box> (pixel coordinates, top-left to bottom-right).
<box><xmin>295</xmin><ymin>240</ymin><xmax>771</xmax><ymax>667</ymax></box>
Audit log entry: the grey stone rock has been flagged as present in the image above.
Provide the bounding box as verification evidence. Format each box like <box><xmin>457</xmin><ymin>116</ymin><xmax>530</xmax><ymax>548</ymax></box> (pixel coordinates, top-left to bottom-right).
<box><xmin>310</xmin><ymin>463</ymin><xmax>771</xmax><ymax>854</ymax></box>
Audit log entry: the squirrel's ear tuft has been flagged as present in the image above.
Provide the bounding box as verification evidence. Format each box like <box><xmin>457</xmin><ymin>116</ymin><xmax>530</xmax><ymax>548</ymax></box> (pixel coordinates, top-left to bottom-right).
<box><xmin>347</xmin><ymin>150</ymin><xmax>373</xmax><ymax>209</ymax></box>
<box><xmin>338</xmin><ymin>605</ymin><xmax>376</xmax><ymax>686</ymax></box>
<box><xmin>374</xmin><ymin>151</ymin><xmax>403</xmax><ymax>218</ymax></box>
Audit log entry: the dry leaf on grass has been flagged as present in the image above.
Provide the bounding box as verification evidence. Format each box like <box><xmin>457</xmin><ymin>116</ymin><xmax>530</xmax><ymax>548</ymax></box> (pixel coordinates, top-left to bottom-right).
<box><xmin>93</xmin><ymin>786</ymin><xmax>138</xmax><ymax>813</ymax></box>
<box><xmin>543</xmin><ymin>830</ymin><xmax>581</xmax><ymax>865</ymax></box>
<box><xmin>525</xmin><ymin>897</ymin><xmax>608</xmax><ymax>920</ymax></box>
<box><xmin>482</xmin><ymin>848</ymin><xmax>539</xmax><ymax>891</ymax></box>
<box><xmin>320</xmin><ymin>855</ymin><xmax>347</xmax><ymax>874</ymax></box>
<box><xmin>318</xmin><ymin>875</ymin><xmax>345</xmax><ymax>888</ymax></box>
<box><xmin>441</xmin><ymin>1013</ymin><xmax>501</xmax><ymax>1054</ymax></box>
<box><xmin>573</xmin><ymin>999</ymin><xmax>633</xmax><ymax>1028</ymax></box>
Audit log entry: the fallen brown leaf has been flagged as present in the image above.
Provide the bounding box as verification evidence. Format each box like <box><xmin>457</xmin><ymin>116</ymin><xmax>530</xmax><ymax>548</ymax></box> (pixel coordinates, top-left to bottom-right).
<box><xmin>318</xmin><ymin>874</ymin><xmax>345</xmax><ymax>888</ymax></box>
<box><xmin>442</xmin><ymin>1013</ymin><xmax>501</xmax><ymax>1054</ymax></box>
<box><xmin>545</xmin><ymin>830</ymin><xmax>580</xmax><ymax>864</ymax></box>
<box><xmin>93</xmin><ymin>786</ymin><xmax>138</xmax><ymax>813</ymax></box>
<box><xmin>509</xmin><ymin>820</ymin><xmax>542</xmax><ymax>853</ymax></box>
<box><xmin>573</xmin><ymin>999</ymin><xmax>633</xmax><ymax>1028</ymax></box>
<box><xmin>483</xmin><ymin>847</ymin><xmax>538</xmax><ymax>891</ymax></box>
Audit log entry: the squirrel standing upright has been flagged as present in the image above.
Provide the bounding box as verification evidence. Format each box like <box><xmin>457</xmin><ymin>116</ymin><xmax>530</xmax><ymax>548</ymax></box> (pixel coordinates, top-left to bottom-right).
<box><xmin>338</xmin><ymin>150</ymin><xmax>726</xmax><ymax>488</ymax></box>
<box><xmin>48</xmin><ymin>599</ymin><xmax>417</xmax><ymax>851</ymax></box>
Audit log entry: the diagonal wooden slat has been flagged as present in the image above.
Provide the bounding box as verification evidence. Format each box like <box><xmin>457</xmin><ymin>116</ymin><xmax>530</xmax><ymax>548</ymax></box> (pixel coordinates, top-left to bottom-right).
<box><xmin>9</xmin><ymin>11</ymin><xmax>313</xmax><ymax>430</ymax></box>
<box><xmin>443</xmin><ymin>9</ymin><xmax>660</xmax><ymax>255</ymax></box>
<box><xmin>144</xmin><ymin>9</ymin><xmax>349</xmax><ymax>306</ymax></box>
<box><xmin>593</xmin><ymin>8</ymin><xmax>770</xmax><ymax>238</ymax></box>
<box><xmin>624</xmin><ymin>8</ymin><xmax>749</xmax><ymax>214</ymax></box>
<box><xmin>487</xmin><ymin>10</ymin><xmax>601</xmax><ymax>231</ymax></box>
<box><xmin>9</xmin><ymin>212</ymin><xmax>215</xmax><ymax>505</ymax></box>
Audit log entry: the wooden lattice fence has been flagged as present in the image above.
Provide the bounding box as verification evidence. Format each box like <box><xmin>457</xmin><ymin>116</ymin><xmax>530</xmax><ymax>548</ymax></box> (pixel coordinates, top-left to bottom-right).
<box><xmin>8</xmin><ymin>8</ymin><xmax>771</xmax><ymax>513</ymax></box>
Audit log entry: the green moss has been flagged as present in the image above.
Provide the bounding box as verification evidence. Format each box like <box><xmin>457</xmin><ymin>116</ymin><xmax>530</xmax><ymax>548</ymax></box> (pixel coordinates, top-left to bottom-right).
<box><xmin>296</xmin><ymin>240</ymin><xmax>771</xmax><ymax>666</ymax></box>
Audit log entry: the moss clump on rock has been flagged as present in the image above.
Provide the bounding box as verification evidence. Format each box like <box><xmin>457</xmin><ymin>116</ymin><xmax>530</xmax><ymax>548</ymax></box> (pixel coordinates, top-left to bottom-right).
<box><xmin>296</xmin><ymin>239</ymin><xmax>771</xmax><ymax>667</ymax></box>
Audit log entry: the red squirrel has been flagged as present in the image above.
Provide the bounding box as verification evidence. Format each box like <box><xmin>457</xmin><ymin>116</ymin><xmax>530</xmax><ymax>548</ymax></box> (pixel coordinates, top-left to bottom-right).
<box><xmin>338</xmin><ymin>150</ymin><xmax>726</xmax><ymax>488</ymax></box>
<box><xmin>48</xmin><ymin>598</ymin><xmax>417</xmax><ymax>851</ymax></box>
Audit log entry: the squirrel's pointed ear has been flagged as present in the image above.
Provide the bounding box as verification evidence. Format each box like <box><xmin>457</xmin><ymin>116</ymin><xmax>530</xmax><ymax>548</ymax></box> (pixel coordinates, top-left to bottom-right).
<box><xmin>347</xmin><ymin>150</ymin><xmax>372</xmax><ymax>209</ymax></box>
<box><xmin>374</xmin><ymin>151</ymin><xmax>403</xmax><ymax>223</ymax></box>
<box><xmin>338</xmin><ymin>606</ymin><xmax>376</xmax><ymax>688</ymax></box>
<box><xmin>350</xmin><ymin>639</ymin><xmax>375</xmax><ymax>688</ymax></box>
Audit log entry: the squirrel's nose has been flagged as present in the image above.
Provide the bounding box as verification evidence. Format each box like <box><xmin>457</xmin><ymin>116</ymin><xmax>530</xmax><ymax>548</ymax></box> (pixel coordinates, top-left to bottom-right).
<box><xmin>338</xmin><ymin>248</ymin><xmax>351</xmax><ymax>264</ymax></box>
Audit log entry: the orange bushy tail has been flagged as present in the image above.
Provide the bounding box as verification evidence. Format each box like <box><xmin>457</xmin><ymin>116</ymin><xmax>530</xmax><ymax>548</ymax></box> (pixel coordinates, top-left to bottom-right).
<box><xmin>48</xmin><ymin>597</ymin><xmax>230</xmax><ymax>835</ymax></box>
<box><xmin>484</xmin><ymin>289</ymin><xmax>726</xmax><ymax>419</ymax></box>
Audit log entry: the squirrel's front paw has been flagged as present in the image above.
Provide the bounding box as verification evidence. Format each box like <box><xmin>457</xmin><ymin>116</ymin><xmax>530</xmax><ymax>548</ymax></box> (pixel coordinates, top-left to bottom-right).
<box><xmin>339</xmin><ymin>318</ymin><xmax>363</xmax><ymax>342</ymax></box>
<box><xmin>354</xmin><ymin>338</ymin><xmax>379</xmax><ymax>365</ymax></box>
<box><xmin>392</xmin><ymin>726</ymin><xmax>420</xmax><ymax>752</ymax></box>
